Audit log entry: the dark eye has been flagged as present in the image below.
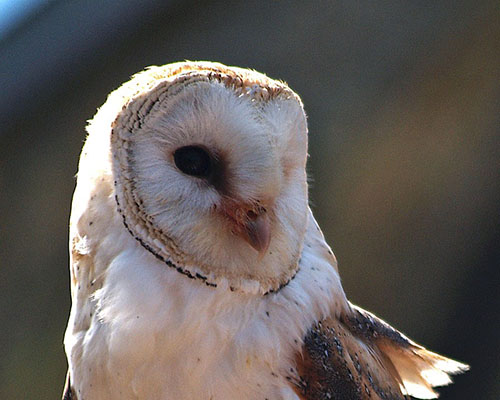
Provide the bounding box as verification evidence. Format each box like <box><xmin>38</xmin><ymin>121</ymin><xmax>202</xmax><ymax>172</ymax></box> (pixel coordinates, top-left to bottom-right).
<box><xmin>173</xmin><ymin>146</ymin><xmax>212</xmax><ymax>178</ymax></box>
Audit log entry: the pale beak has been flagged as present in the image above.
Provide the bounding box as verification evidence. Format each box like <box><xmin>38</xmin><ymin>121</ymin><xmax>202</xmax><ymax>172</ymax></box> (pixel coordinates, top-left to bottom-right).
<box><xmin>242</xmin><ymin>211</ymin><xmax>271</xmax><ymax>256</ymax></box>
<box><xmin>223</xmin><ymin>202</ymin><xmax>272</xmax><ymax>257</ymax></box>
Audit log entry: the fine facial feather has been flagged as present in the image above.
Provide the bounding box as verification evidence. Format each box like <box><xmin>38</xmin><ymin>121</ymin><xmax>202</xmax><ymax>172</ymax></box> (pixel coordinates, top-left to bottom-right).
<box><xmin>63</xmin><ymin>61</ymin><xmax>468</xmax><ymax>400</ymax></box>
<box><xmin>109</xmin><ymin>63</ymin><xmax>308</xmax><ymax>293</ymax></box>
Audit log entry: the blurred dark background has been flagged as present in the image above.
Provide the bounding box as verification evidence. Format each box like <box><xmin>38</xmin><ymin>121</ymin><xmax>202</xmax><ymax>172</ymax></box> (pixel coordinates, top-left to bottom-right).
<box><xmin>0</xmin><ymin>1</ymin><xmax>498</xmax><ymax>399</ymax></box>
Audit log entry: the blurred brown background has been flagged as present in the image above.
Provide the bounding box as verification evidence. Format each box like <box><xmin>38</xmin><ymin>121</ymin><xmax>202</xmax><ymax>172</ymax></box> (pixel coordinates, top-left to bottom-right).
<box><xmin>0</xmin><ymin>1</ymin><xmax>498</xmax><ymax>399</ymax></box>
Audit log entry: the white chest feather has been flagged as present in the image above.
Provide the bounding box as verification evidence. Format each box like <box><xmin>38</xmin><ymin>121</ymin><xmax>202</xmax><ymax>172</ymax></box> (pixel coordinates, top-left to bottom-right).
<box><xmin>64</xmin><ymin>211</ymin><xmax>344</xmax><ymax>400</ymax></box>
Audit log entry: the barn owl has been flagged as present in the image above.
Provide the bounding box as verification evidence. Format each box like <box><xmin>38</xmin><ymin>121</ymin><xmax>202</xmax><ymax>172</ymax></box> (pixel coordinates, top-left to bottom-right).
<box><xmin>63</xmin><ymin>61</ymin><xmax>468</xmax><ymax>400</ymax></box>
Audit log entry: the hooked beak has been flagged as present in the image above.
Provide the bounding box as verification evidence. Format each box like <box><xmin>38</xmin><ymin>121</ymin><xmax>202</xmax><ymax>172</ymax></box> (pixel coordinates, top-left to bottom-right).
<box><xmin>222</xmin><ymin>202</ymin><xmax>272</xmax><ymax>257</ymax></box>
<box><xmin>241</xmin><ymin>211</ymin><xmax>271</xmax><ymax>256</ymax></box>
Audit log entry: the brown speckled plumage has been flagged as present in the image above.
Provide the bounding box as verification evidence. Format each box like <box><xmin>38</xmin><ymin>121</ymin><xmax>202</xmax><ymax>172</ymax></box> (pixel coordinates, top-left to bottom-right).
<box><xmin>294</xmin><ymin>304</ymin><xmax>416</xmax><ymax>400</ymax></box>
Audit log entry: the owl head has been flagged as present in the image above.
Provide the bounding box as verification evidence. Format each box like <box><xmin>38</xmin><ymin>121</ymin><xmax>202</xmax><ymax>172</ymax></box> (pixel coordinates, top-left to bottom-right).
<box><xmin>81</xmin><ymin>62</ymin><xmax>309</xmax><ymax>294</ymax></box>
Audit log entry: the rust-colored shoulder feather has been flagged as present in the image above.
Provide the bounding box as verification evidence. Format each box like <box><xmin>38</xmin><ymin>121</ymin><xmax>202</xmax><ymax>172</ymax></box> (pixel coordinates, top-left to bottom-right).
<box><xmin>294</xmin><ymin>303</ymin><xmax>468</xmax><ymax>400</ymax></box>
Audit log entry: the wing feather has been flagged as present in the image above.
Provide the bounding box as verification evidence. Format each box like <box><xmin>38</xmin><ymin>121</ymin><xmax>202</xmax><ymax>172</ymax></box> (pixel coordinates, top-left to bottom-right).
<box><xmin>294</xmin><ymin>303</ymin><xmax>468</xmax><ymax>400</ymax></box>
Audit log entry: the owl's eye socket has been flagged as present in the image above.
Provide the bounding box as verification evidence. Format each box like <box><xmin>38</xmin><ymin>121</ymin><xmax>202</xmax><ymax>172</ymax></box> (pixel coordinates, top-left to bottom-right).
<box><xmin>173</xmin><ymin>146</ymin><xmax>212</xmax><ymax>178</ymax></box>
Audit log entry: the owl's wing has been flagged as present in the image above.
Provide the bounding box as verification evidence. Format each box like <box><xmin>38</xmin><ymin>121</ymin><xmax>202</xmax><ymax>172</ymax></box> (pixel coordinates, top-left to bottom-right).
<box><xmin>294</xmin><ymin>303</ymin><xmax>468</xmax><ymax>400</ymax></box>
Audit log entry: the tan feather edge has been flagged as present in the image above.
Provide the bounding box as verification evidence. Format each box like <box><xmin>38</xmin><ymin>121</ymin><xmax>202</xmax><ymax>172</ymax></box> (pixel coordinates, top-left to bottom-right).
<box><xmin>293</xmin><ymin>303</ymin><xmax>469</xmax><ymax>400</ymax></box>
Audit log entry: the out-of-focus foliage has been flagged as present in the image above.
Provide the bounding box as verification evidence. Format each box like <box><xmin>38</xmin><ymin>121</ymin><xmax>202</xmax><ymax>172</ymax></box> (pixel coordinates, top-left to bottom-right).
<box><xmin>0</xmin><ymin>1</ymin><xmax>498</xmax><ymax>399</ymax></box>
